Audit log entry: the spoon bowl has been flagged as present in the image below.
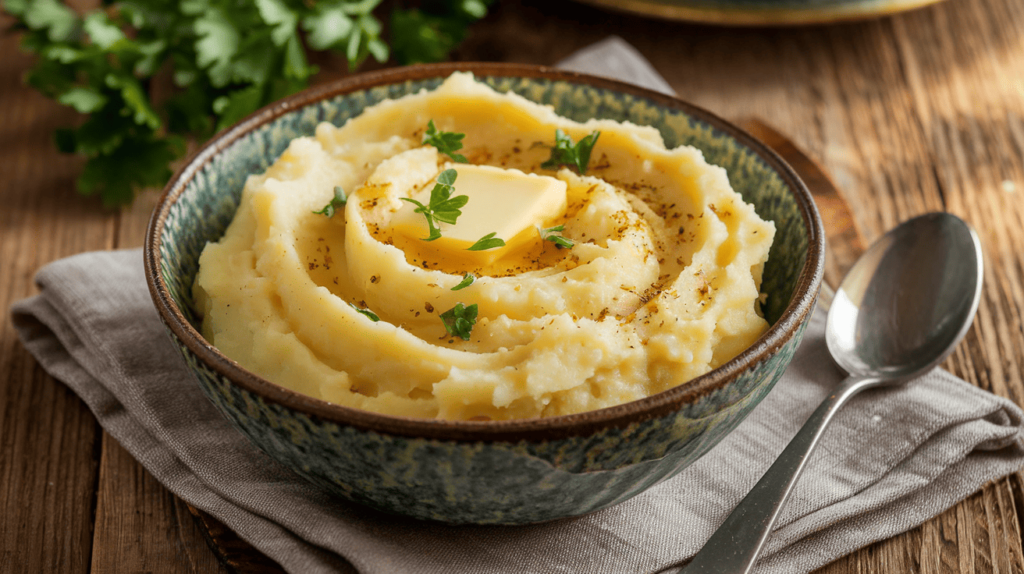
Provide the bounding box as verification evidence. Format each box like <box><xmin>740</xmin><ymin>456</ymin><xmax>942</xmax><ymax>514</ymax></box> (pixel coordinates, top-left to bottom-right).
<box><xmin>681</xmin><ymin>212</ymin><xmax>983</xmax><ymax>574</ymax></box>
<box><xmin>827</xmin><ymin>212</ymin><xmax>984</xmax><ymax>380</ymax></box>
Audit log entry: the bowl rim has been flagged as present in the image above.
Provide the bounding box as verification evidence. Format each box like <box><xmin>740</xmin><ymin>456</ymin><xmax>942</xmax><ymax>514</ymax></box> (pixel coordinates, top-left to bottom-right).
<box><xmin>145</xmin><ymin>62</ymin><xmax>824</xmax><ymax>443</ymax></box>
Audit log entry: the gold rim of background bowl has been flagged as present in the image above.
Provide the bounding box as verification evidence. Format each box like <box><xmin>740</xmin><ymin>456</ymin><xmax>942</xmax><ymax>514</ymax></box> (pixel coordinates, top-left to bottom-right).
<box><xmin>572</xmin><ymin>0</ymin><xmax>943</xmax><ymax>26</ymax></box>
<box><xmin>144</xmin><ymin>62</ymin><xmax>825</xmax><ymax>443</ymax></box>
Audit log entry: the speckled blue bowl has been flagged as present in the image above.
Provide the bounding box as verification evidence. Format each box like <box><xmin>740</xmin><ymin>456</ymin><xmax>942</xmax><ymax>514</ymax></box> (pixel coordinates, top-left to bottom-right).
<box><xmin>145</xmin><ymin>63</ymin><xmax>823</xmax><ymax>525</ymax></box>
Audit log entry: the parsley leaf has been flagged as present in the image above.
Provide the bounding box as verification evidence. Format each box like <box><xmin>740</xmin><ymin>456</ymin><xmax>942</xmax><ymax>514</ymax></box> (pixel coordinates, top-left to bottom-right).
<box><xmin>539</xmin><ymin>224</ymin><xmax>574</xmax><ymax>249</ymax></box>
<box><xmin>301</xmin><ymin>4</ymin><xmax>354</xmax><ymax>50</ymax></box>
<box><xmin>105</xmin><ymin>72</ymin><xmax>161</xmax><ymax>129</ymax></box>
<box><xmin>313</xmin><ymin>186</ymin><xmax>347</xmax><ymax>217</ymax></box>
<box><xmin>440</xmin><ymin>302</ymin><xmax>478</xmax><ymax>340</ymax></box>
<box><xmin>78</xmin><ymin>134</ymin><xmax>182</xmax><ymax>207</ymax></box>
<box><xmin>541</xmin><ymin>129</ymin><xmax>601</xmax><ymax>174</ymax></box>
<box><xmin>194</xmin><ymin>8</ymin><xmax>241</xmax><ymax>89</ymax></box>
<box><xmin>423</xmin><ymin>120</ymin><xmax>467</xmax><ymax>162</ymax></box>
<box><xmin>467</xmin><ymin>232</ymin><xmax>505</xmax><ymax>251</ymax></box>
<box><xmin>452</xmin><ymin>273</ymin><xmax>474</xmax><ymax>290</ymax></box>
<box><xmin>211</xmin><ymin>85</ymin><xmax>264</xmax><ymax>132</ymax></box>
<box><xmin>254</xmin><ymin>0</ymin><xmax>299</xmax><ymax>47</ymax></box>
<box><xmin>57</xmin><ymin>87</ymin><xmax>107</xmax><ymax>113</ymax></box>
<box><xmin>301</xmin><ymin>0</ymin><xmax>388</xmax><ymax>71</ymax></box>
<box><xmin>348</xmin><ymin>302</ymin><xmax>380</xmax><ymax>322</ymax></box>
<box><xmin>399</xmin><ymin>197</ymin><xmax>438</xmax><ymax>240</ymax></box>
<box><xmin>82</xmin><ymin>12</ymin><xmax>126</xmax><ymax>49</ymax></box>
<box><xmin>21</xmin><ymin>0</ymin><xmax>78</xmax><ymax>42</ymax></box>
<box><xmin>390</xmin><ymin>0</ymin><xmax>494</xmax><ymax>65</ymax></box>
<box><xmin>400</xmin><ymin>168</ymin><xmax>467</xmax><ymax>241</ymax></box>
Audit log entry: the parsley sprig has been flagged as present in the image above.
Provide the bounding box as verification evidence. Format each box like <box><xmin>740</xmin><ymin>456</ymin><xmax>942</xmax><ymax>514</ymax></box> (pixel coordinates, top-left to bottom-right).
<box><xmin>4</xmin><ymin>0</ymin><xmax>492</xmax><ymax>206</ymax></box>
<box><xmin>400</xmin><ymin>169</ymin><xmax>467</xmax><ymax>241</ymax></box>
<box><xmin>422</xmin><ymin>120</ymin><xmax>467</xmax><ymax>162</ymax></box>
<box><xmin>440</xmin><ymin>302</ymin><xmax>477</xmax><ymax>340</ymax></box>
<box><xmin>541</xmin><ymin>129</ymin><xmax>601</xmax><ymax>175</ymax></box>
<box><xmin>313</xmin><ymin>186</ymin><xmax>347</xmax><ymax>217</ymax></box>
<box><xmin>390</xmin><ymin>0</ymin><xmax>492</xmax><ymax>64</ymax></box>
<box><xmin>539</xmin><ymin>224</ymin><xmax>574</xmax><ymax>249</ymax></box>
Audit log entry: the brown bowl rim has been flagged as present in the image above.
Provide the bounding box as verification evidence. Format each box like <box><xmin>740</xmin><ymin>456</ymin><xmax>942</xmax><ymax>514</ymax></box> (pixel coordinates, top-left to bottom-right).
<box><xmin>145</xmin><ymin>62</ymin><xmax>824</xmax><ymax>443</ymax></box>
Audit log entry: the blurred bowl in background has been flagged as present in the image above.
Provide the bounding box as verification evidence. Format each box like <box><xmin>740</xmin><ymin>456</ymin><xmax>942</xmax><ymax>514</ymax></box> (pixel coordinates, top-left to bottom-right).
<box><xmin>572</xmin><ymin>0</ymin><xmax>942</xmax><ymax>26</ymax></box>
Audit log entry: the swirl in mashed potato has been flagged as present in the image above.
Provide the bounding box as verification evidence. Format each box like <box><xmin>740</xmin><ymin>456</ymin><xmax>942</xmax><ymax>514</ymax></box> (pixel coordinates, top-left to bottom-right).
<box><xmin>193</xmin><ymin>73</ymin><xmax>775</xmax><ymax>421</ymax></box>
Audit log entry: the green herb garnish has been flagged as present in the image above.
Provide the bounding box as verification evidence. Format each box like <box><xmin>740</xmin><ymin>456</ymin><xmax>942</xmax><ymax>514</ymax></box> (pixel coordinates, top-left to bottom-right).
<box><xmin>467</xmin><ymin>232</ymin><xmax>505</xmax><ymax>251</ymax></box>
<box><xmin>539</xmin><ymin>224</ymin><xmax>574</xmax><ymax>249</ymax></box>
<box><xmin>541</xmin><ymin>129</ymin><xmax>601</xmax><ymax>175</ymax></box>
<box><xmin>399</xmin><ymin>168</ymin><xmax>467</xmax><ymax>241</ymax></box>
<box><xmin>348</xmin><ymin>302</ymin><xmax>380</xmax><ymax>322</ymax></box>
<box><xmin>422</xmin><ymin>120</ymin><xmax>467</xmax><ymax>162</ymax></box>
<box><xmin>452</xmin><ymin>273</ymin><xmax>475</xmax><ymax>291</ymax></box>
<box><xmin>313</xmin><ymin>186</ymin><xmax>347</xmax><ymax>217</ymax></box>
<box><xmin>5</xmin><ymin>0</ymin><xmax>491</xmax><ymax>206</ymax></box>
<box><xmin>390</xmin><ymin>0</ymin><xmax>493</xmax><ymax>64</ymax></box>
<box><xmin>440</xmin><ymin>302</ymin><xmax>478</xmax><ymax>340</ymax></box>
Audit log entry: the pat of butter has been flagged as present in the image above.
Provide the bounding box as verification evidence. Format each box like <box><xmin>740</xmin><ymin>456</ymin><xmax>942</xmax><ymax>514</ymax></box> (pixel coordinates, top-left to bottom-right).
<box><xmin>391</xmin><ymin>164</ymin><xmax>568</xmax><ymax>267</ymax></box>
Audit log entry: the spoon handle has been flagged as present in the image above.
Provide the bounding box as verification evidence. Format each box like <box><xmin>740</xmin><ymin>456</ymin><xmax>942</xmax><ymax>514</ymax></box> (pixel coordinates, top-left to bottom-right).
<box><xmin>677</xmin><ymin>374</ymin><xmax>879</xmax><ymax>574</ymax></box>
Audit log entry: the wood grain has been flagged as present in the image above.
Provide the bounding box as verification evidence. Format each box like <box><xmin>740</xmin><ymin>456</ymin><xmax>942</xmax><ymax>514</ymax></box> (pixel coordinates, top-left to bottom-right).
<box><xmin>3</xmin><ymin>0</ymin><xmax>1024</xmax><ymax>572</ymax></box>
<box><xmin>90</xmin><ymin>433</ymin><xmax>228</xmax><ymax>574</ymax></box>
<box><xmin>738</xmin><ymin>118</ymin><xmax>866</xmax><ymax>289</ymax></box>
<box><xmin>0</xmin><ymin>21</ymin><xmax>107</xmax><ymax>574</ymax></box>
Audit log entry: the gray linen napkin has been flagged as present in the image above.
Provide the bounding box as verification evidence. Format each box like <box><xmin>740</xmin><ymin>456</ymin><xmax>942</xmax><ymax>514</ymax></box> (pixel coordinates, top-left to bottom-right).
<box><xmin>11</xmin><ymin>41</ymin><xmax>1024</xmax><ymax>574</ymax></box>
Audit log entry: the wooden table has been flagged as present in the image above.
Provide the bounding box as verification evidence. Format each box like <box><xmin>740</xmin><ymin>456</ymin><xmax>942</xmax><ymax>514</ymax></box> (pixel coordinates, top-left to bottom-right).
<box><xmin>3</xmin><ymin>0</ymin><xmax>1024</xmax><ymax>571</ymax></box>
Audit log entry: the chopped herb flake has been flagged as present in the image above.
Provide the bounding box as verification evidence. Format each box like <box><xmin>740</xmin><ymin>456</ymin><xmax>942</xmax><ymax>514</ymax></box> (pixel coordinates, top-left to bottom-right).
<box><xmin>313</xmin><ymin>186</ymin><xmax>347</xmax><ymax>217</ymax></box>
<box><xmin>440</xmin><ymin>302</ymin><xmax>478</xmax><ymax>340</ymax></box>
<box><xmin>541</xmin><ymin>129</ymin><xmax>600</xmax><ymax>174</ymax></box>
<box><xmin>348</xmin><ymin>302</ymin><xmax>379</xmax><ymax>322</ymax></box>
<box><xmin>452</xmin><ymin>273</ymin><xmax>475</xmax><ymax>290</ymax></box>
<box><xmin>539</xmin><ymin>224</ymin><xmax>574</xmax><ymax>249</ymax></box>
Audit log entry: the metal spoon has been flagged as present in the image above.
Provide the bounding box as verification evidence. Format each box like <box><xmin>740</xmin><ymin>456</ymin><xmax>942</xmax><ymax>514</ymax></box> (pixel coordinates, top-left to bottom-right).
<box><xmin>679</xmin><ymin>212</ymin><xmax>984</xmax><ymax>574</ymax></box>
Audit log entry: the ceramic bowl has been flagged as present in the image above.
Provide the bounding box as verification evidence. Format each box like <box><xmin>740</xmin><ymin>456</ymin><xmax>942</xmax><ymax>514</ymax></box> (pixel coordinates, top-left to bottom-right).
<box><xmin>145</xmin><ymin>63</ymin><xmax>824</xmax><ymax>525</ymax></box>
<box><xmin>575</xmin><ymin>0</ymin><xmax>941</xmax><ymax>26</ymax></box>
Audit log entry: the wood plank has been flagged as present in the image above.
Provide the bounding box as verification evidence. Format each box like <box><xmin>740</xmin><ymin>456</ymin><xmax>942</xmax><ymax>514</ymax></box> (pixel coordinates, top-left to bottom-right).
<box><xmin>78</xmin><ymin>17</ymin><xmax>365</xmax><ymax>574</ymax></box>
<box><xmin>737</xmin><ymin>118</ymin><xmax>866</xmax><ymax>288</ymax></box>
<box><xmin>0</xmin><ymin>20</ymin><xmax>112</xmax><ymax>574</ymax></box>
<box><xmin>84</xmin><ymin>175</ymin><xmax>230</xmax><ymax>573</ymax></box>
<box><xmin>183</xmin><ymin>511</ymin><xmax>286</xmax><ymax>574</ymax></box>
<box><xmin>89</xmin><ymin>433</ymin><xmax>228</xmax><ymax>574</ymax></box>
<box><xmin>815</xmin><ymin>480</ymin><xmax>1024</xmax><ymax>574</ymax></box>
<box><xmin>814</xmin><ymin>0</ymin><xmax>1024</xmax><ymax>571</ymax></box>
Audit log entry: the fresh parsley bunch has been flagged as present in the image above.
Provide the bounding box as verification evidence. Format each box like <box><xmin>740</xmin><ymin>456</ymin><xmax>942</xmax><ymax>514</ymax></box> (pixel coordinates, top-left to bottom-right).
<box><xmin>3</xmin><ymin>0</ymin><xmax>493</xmax><ymax>206</ymax></box>
<box><xmin>390</xmin><ymin>0</ymin><xmax>490</xmax><ymax>64</ymax></box>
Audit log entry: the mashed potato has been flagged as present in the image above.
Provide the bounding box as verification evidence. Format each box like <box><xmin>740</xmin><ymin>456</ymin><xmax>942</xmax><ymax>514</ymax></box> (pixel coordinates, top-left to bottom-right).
<box><xmin>194</xmin><ymin>73</ymin><xmax>775</xmax><ymax>420</ymax></box>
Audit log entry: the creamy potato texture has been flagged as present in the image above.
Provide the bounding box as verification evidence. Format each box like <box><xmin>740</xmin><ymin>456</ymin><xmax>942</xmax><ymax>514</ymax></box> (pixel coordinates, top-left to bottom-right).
<box><xmin>194</xmin><ymin>73</ymin><xmax>776</xmax><ymax>420</ymax></box>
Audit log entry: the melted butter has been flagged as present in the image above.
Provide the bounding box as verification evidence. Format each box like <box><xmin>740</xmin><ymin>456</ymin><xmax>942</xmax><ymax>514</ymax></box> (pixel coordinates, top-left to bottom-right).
<box><xmin>390</xmin><ymin>164</ymin><xmax>567</xmax><ymax>269</ymax></box>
